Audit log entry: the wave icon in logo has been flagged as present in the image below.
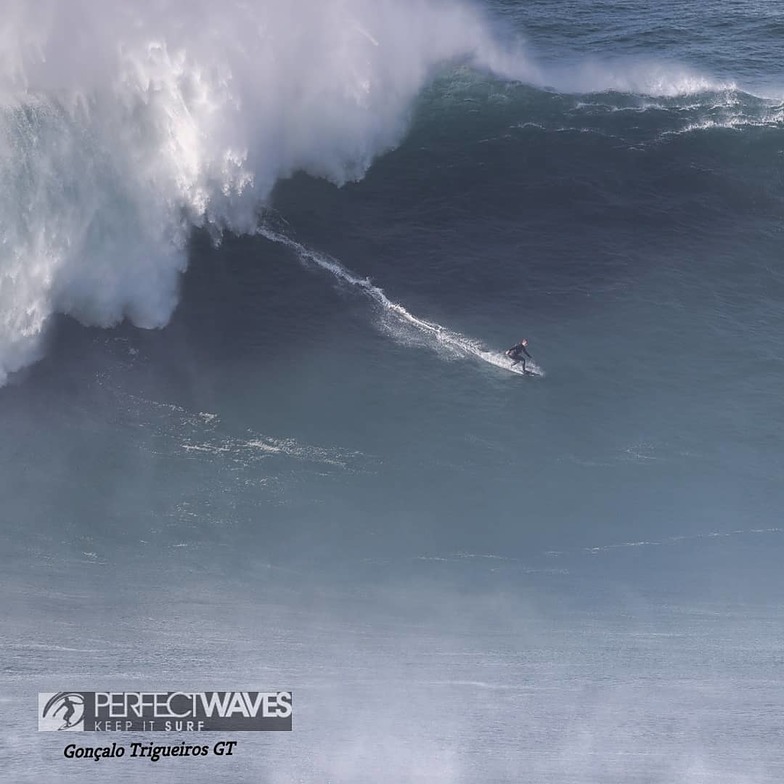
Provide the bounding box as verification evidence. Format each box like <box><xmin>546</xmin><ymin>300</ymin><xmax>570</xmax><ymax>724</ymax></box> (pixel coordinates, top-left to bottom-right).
<box><xmin>39</xmin><ymin>693</ymin><xmax>85</xmax><ymax>732</ymax></box>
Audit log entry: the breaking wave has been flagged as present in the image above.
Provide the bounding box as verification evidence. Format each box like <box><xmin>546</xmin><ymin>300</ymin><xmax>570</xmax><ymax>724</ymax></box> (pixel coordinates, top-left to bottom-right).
<box><xmin>0</xmin><ymin>0</ymin><xmax>756</xmax><ymax>382</ymax></box>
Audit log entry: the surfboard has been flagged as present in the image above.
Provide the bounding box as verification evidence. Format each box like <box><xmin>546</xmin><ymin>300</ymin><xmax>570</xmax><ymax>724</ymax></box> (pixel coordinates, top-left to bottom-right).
<box><xmin>506</xmin><ymin>360</ymin><xmax>544</xmax><ymax>377</ymax></box>
<box><xmin>473</xmin><ymin>350</ymin><xmax>544</xmax><ymax>378</ymax></box>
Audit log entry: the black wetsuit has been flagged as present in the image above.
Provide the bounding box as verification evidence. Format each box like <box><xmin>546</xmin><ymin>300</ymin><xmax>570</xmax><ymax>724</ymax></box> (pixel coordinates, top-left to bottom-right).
<box><xmin>506</xmin><ymin>342</ymin><xmax>532</xmax><ymax>368</ymax></box>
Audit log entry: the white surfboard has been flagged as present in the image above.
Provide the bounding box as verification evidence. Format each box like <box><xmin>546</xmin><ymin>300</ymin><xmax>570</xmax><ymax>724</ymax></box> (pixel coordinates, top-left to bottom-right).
<box><xmin>479</xmin><ymin>350</ymin><xmax>545</xmax><ymax>377</ymax></box>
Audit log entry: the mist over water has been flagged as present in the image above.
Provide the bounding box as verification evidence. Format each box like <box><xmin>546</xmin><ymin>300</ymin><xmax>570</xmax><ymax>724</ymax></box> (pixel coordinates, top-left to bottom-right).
<box><xmin>2</xmin><ymin>0</ymin><xmax>784</xmax><ymax>782</ymax></box>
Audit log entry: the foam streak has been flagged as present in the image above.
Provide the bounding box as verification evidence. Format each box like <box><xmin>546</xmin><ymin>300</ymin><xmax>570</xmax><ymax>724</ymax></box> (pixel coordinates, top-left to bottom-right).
<box><xmin>257</xmin><ymin>226</ymin><xmax>543</xmax><ymax>378</ymax></box>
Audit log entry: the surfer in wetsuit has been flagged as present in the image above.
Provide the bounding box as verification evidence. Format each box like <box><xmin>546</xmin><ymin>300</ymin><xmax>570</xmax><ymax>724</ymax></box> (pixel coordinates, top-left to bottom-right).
<box><xmin>506</xmin><ymin>338</ymin><xmax>532</xmax><ymax>371</ymax></box>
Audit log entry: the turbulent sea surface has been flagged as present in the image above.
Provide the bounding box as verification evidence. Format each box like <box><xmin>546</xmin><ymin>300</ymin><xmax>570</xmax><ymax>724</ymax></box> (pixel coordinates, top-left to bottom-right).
<box><xmin>2</xmin><ymin>0</ymin><xmax>784</xmax><ymax>781</ymax></box>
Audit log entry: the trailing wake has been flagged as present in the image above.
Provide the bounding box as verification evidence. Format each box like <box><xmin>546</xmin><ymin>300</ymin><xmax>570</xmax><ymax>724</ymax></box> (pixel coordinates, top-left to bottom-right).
<box><xmin>257</xmin><ymin>227</ymin><xmax>544</xmax><ymax>378</ymax></box>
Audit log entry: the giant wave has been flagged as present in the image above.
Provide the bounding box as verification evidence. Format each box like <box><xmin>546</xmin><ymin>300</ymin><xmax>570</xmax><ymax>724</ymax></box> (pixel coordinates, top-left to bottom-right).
<box><xmin>0</xmin><ymin>0</ymin><xmax>753</xmax><ymax>383</ymax></box>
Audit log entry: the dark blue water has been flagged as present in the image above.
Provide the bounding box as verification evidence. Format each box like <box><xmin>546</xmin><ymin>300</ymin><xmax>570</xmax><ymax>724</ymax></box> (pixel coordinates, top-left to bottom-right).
<box><xmin>2</xmin><ymin>1</ymin><xmax>784</xmax><ymax>781</ymax></box>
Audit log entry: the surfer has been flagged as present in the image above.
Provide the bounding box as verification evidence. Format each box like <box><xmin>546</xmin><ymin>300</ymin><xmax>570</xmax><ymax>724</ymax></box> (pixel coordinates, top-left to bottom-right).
<box><xmin>505</xmin><ymin>338</ymin><xmax>532</xmax><ymax>371</ymax></box>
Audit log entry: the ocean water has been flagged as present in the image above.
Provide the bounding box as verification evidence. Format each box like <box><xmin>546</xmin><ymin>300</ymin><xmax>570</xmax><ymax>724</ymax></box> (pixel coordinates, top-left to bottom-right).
<box><xmin>2</xmin><ymin>1</ymin><xmax>784</xmax><ymax>781</ymax></box>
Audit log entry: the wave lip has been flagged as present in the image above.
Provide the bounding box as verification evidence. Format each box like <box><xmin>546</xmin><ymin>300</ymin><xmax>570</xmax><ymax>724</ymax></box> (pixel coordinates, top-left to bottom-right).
<box><xmin>540</xmin><ymin>59</ymin><xmax>737</xmax><ymax>98</ymax></box>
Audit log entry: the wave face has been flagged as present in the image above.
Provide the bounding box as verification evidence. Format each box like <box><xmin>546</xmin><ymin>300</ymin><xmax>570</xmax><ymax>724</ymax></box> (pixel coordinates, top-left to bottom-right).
<box><xmin>0</xmin><ymin>0</ymin><xmax>774</xmax><ymax>383</ymax></box>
